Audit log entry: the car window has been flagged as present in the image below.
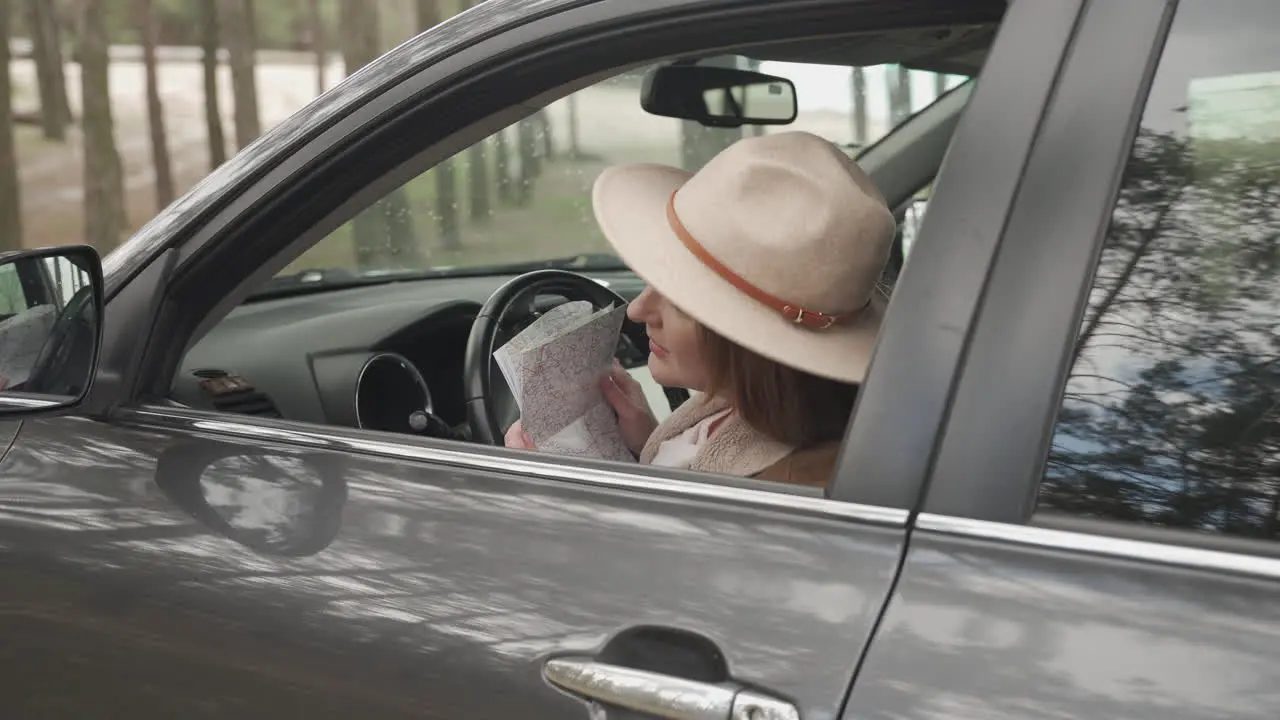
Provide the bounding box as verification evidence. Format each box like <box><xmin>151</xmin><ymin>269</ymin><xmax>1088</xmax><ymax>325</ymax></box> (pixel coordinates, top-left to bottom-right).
<box><xmin>1038</xmin><ymin>0</ymin><xmax>1280</xmax><ymax>540</ymax></box>
<box><xmin>0</xmin><ymin>264</ymin><xmax>24</xmax><ymax>316</ymax></box>
<box><xmin>281</xmin><ymin>57</ymin><xmax>967</xmax><ymax>280</ymax></box>
<box><xmin>39</xmin><ymin>255</ymin><xmax>86</xmax><ymax>309</ymax></box>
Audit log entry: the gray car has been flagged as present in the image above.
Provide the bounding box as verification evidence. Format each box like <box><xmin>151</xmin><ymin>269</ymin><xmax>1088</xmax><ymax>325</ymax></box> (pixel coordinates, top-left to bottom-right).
<box><xmin>2</xmin><ymin>0</ymin><xmax>1279</xmax><ymax>717</ymax></box>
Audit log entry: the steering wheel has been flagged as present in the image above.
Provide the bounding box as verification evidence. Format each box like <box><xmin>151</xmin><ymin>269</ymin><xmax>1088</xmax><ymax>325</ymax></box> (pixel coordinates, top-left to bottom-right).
<box><xmin>463</xmin><ymin>269</ymin><xmax>689</xmax><ymax>446</ymax></box>
<box><xmin>24</xmin><ymin>284</ymin><xmax>98</xmax><ymax>397</ymax></box>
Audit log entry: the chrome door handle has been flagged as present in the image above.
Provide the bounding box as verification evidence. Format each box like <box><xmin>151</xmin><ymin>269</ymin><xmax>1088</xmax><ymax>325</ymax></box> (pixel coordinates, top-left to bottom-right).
<box><xmin>544</xmin><ymin>657</ymin><xmax>801</xmax><ymax>720</ymax></box>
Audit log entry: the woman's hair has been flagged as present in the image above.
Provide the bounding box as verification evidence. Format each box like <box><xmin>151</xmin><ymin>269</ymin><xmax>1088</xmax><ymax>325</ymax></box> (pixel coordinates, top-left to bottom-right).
<box><xmin>698</xmin><ymin>325</ymin><xmax>859</xmax><ymax>448</ymax></box>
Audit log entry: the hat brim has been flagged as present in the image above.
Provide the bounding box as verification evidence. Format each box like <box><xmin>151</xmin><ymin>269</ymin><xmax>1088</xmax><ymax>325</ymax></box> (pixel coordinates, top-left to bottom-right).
<box><xmin>592</xmin><ymin>162</ymin><xmax>885</xmax><ymax>385</ymax></box>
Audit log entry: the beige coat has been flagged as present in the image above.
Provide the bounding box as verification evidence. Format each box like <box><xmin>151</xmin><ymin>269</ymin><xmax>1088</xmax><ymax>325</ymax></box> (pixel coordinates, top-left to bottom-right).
<box><xmin>638</xmin><ymin>395</ymin><xmax>840</xmax><ymax>489</ymax></box>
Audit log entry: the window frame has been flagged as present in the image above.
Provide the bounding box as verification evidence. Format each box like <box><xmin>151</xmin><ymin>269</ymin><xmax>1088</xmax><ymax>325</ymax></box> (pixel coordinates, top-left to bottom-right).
<box><xmin>96</xmin><ymin>0</ymin><xmax>1041</xmax><ymax>513</ymax></box>
<box><xmin>919</xmin><ymin>0</ymin><xmax>1278</xmax><ymax>551</ymax></box>
<box><xmin>832</xmin><ymin>0</ymin><xmax>1092</xmax><ymax>508</ymax></box>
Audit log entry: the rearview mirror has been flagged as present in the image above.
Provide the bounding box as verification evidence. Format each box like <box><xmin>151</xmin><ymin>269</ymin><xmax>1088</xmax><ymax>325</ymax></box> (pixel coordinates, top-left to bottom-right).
<box><xmin>0</xmin><ymin>245</ymin><xmax>104</xmax><ymax>417</ymax></box>
<box><xmin>641</xmin><ymin>64</ymin><xmax>798</xmax><ymax>128</ymax></box>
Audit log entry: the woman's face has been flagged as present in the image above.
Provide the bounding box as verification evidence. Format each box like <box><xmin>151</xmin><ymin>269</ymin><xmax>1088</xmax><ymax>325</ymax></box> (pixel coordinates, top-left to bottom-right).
<box><xmin>627</xmin><ymin>286</ymin><xmax>709</xmax><ymax>391</ymax></box>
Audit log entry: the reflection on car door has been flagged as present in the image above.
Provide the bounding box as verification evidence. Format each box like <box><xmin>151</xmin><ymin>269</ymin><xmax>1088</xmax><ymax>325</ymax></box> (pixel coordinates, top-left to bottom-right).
<box><xmin>850</xmin><ymin>1</ymin><xmax>1280</xmax><ymax>719</ymax></box>
<box><xmin>0</xmin><ymin>416</ymin><xmax>904</xmax><ymax>718</ymax></box>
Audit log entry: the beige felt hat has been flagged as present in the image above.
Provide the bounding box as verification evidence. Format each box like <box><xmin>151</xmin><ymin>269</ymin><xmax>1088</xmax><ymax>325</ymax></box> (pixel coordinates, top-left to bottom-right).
<box><xmin>592</xmin><ymin>130</ymin><xmax>896</xmax><ymax>384</ymax></box>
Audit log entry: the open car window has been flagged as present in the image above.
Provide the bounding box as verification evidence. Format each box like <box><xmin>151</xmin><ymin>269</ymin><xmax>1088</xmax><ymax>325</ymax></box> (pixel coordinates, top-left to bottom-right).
<box><xmin>0</xmin><ymin>265</ymin><xmax>25</xmax><ymax>317</ymax></box>
<box><xmin>171</xmin><ymin>17</ymin><xmax>1001</xmax><ymax>498</ymax></box>
<box><xmin>270</xmin><ymin>56</ymin><xmax>968</xmax><ymax>293</ymax></box>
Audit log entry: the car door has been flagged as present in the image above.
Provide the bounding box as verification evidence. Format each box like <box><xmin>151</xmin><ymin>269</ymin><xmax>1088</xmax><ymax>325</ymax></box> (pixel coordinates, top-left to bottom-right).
<box><xmin>0</xmin><ymin>0</ymin><xmax>1073</xmax><ymax>717</ymax></box>
<box><xmin>848</xmin><ymin>0</ymin><xmax>1280</xmax><ymax>718</ymax></box>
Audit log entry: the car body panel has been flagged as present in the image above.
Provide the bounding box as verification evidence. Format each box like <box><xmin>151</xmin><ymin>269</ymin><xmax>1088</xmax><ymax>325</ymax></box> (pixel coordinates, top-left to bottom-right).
<box><xmin>9</xmin><ymin>0</ymin><xmax>1278</xmax><ymax>715</ymax></box>
<box><xmin>3</xmin><ymin>2</ymin><xmax>1033</xmax><ymax>717</ymax></box>
<box><xmin>847</xmin><ymin>1</ymin><xmax>1280</xmax><ymax>719</ymax></box>
<box><xmin>846</xmin><ymin>517</ymin><xmax>1280</xmax><ymax>720</ymax></box>
<box><xmin>0</xmin><ymin>421</ymin><xmax>18</xmax><ymax>462</ymax></box>
<box><xmin>0</xmin><ymin>413</ymin><xmax>906</xmax><ymax>718</ymax></box>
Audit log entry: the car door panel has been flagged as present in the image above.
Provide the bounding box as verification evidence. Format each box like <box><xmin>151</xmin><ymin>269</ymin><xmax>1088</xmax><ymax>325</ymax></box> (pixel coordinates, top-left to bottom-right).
<box><xmin>849</xmin><ymin>0</ymin><xmax>1280</xmax><ymax>717</ymax></box>
<box><xmin>0</xmin><ymin>421</ymin><xmax>17</xmax><ymax>460</ymax></box>
<box><xmin>0</xmin><ymin>414</ymin><xmax>905</xmax><ymax>718</ymax></box>
<box><xmin>847</xmin><ymin>516</ymin><xmax>1280</xmax><ymax>720</ymax></box>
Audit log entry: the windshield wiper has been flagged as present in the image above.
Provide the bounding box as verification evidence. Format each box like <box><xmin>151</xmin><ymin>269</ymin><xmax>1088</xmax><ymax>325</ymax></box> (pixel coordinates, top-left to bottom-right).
<box><xmin>245</xmin><ymin>254</ymin><xmax>627</xmax><ymax>302</ymax></box>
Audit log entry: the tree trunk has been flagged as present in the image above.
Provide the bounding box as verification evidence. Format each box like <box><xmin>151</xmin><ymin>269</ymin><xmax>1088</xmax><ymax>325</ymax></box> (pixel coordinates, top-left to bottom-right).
<box><xmin>467</xmin><ymin>140</ymin><xmax>489</xmax><ymax>222</ymax></box>
<box><xmin>54</xmin><ymin>1</ymin><xmax>77</xmax><ymax>61</ymax></box>
<box><xmin>516</xmin><ymin>117</ymin><xmax>538</xmax><ymax>205</ymax></box>
<box><xmin>681</xmin><ymin>118</ymin><xmax>738</xmax><ymax>170</ymax></box>
<box><xmin>308</xmin><ymin>0</ymin><xmax>326</xmax><ymax>95</ymax></box>
<box><xmin>340</xmin><ymin>0</ymin><xmax>386</xmax><ymax>72</ymax></box>
<box><xmin>744</xmin><ymin>58</ymin><xmax>765</xmax><ymax>137</ymax></box>
<box><xmin>79</xmin><ymin>0</ymin><xmax>127</xmax><ymax>251</ymax></box>
<box><xmin>378</xmin><ymin>0</ymin><xmax>416</xmax><ymax>50</ymax></box>
<box><xmin>458</xmin><ymin>1</ymin><xmax>488</xmax><ymax>222</ymax></box>
<box><xmin>415</xmin><ymin>0</ymin><xmax>440</xmax><ymax>29</ymax></box>
<box><xmin>341</xmin><ymin>0</ymin><xmax>419</xmax><ymax>269</ymax></box>
<box><xmin>567</xmin><ymin>93</ymin><xmax>581</xmax><ymax>158</ymax></box>
<box><xmin>416</xmin><ymin>0</ymin><xmax>459</xmax><ymax>250</ymax></box>
<box><xmin>851</xmin><ymin>66</ymin><xmax>867</xmax><ymax>146</ymax></box>
<box><xmin>494</xmin><ymin>128</ymin><xmax>512</xmax><ymax>204</ymax></box>
<box><xmin>537</xmin><ymin>109</ymin><xmax>554</xmax><ymax>160</ymax></box>
<box><xmin>681</xmin><ymin>57</ymin><xmax>741</xmax><ymax>170</ymax></box>
<box><xmin>339</xmin><ymin>0</ymin><xmax>379</xmax><ymax>90</ymax></box>
<box><xmin>435</xmin><ymin>156</ymin><xmax>460</xmax><ymax>250</ymax></box>
<box><xmin>137</xmin><ymin>0</ymin><xmax>174</xmax><ymax>209</ymax></box>
<box><xmin>198</xmin><ymin>0</ymin><xmax>226</xmax><ymax>169</ymax></box>
<box><xmin>23</xmin><ymin>0</ymin><xmax>70</xmax><ymax>140</ymax></box>
<box><xmin>341</xmin><ymin>0</ymin><xmax>383</xmax><ymax>267</ymax></box>
<box><xmin>888</xmin><ymin>64</ymin><xmax>912</xmax><ymax>126</ymax></box>
<box><xmin>381</xmin><ymin>191</ymin><xmax>417</xmax><ymax>266</ymax></box>
<box><xmin>0</xmin><ymin>0</ymin><xmax>22</xmax><ymax>251</ymax></box>
<box><xmin>221</xmin><ymin>0</ymin><xmax>261</xmax><ymax>149</ymax></box>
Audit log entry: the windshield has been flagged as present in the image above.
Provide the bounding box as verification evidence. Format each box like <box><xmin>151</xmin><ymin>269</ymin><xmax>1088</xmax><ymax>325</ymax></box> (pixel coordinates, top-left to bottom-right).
<box><xmin>275</xmin><ymin>57</ymin><xmax>968</xmax><ymax>291</ymax></box>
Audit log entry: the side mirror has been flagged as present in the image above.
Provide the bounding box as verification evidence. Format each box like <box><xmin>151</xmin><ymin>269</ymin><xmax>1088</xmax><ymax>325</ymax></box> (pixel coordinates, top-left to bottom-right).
<box><xmin>0</xmin><ymin>245</ymin><xmax>104</xmax><ymax>417</ymax></box>
<box><xmin>641</xmin><ymin>64</ymin><xmax>798</xmax><ymax>128</ymax></box>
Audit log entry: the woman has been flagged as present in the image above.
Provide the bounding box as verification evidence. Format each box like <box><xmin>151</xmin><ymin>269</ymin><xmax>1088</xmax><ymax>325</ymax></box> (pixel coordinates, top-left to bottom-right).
<box><xmin>506</xmin><ymin>130</ymin><xmax>897</xmax><ymax>488</ymax></box>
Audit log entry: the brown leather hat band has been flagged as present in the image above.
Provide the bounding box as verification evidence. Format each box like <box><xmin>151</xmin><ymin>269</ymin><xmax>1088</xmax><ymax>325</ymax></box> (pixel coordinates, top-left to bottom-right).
<box><xmin>665</xmin><ymin>192</ymin><xmax>862</xmax><ymax>331</ymax></box>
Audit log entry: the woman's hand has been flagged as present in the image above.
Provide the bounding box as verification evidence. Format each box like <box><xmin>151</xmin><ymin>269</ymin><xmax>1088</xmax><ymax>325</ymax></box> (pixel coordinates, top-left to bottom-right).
<box><xmin>504</xmin><ymin>420</ymin><xmax>537</xmax><ymax>450</ymax></box>
<box><xmin>600</xmin><ymin>360</ymin><xmax>659</xmax><ymax>458</ymax></box>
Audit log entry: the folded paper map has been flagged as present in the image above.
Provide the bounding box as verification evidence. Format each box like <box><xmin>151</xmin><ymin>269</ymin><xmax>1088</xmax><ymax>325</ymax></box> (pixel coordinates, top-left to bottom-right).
<box><xmin>494</xmin><ymin>300</ymin><xmax>634</xmax><ymax>462</ymax></box>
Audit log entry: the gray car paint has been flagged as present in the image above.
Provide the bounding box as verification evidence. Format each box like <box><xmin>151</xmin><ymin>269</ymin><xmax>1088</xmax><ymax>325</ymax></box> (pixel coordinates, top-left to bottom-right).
<box><xmin>11</xmin><ymin>0</ymin><xmax>1278</xmax><ymax>718</ymax></box>
<box><xmin>1</xmin><ymin>415</ymin><xmax>903</xmax><ymax>718</ymax></box>
<box><xmin>0</xmin><ymin>421</ymin><xmax>18</xmax><ymax>461</ymax></box>
<box><xmin>848</xmin><ymin>519</ymin><xmax>1280</xmax><ymax>720</ymax></box>
<box><xmin>846</xmin><ymin>1</ymin><xmax>1280</xmax><ymax>719</ymax></box>
<box><xmin>2</xmin><ymin>1</ymin><xmax>1036</xmax><ymax>717</ymax></box>
<box><xmin>5</xmin><ymin>1</ymin><xmax>929</xmax><ymax>712</ymax></box>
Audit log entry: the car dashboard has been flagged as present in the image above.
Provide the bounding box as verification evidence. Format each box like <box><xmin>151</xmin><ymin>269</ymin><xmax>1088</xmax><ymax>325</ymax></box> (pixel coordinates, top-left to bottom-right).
<box><xmin>172</xmin><ymin>270</ymin><xmax>655</xmax><ymax>439</ymax></box>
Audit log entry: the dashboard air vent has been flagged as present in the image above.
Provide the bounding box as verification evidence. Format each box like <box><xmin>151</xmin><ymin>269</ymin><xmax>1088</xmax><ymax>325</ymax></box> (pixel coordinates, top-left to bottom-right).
<box><xmin>192</xmin><ymin>368</ymin><xmax>282</xmax><ymax>418</ymax></box>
